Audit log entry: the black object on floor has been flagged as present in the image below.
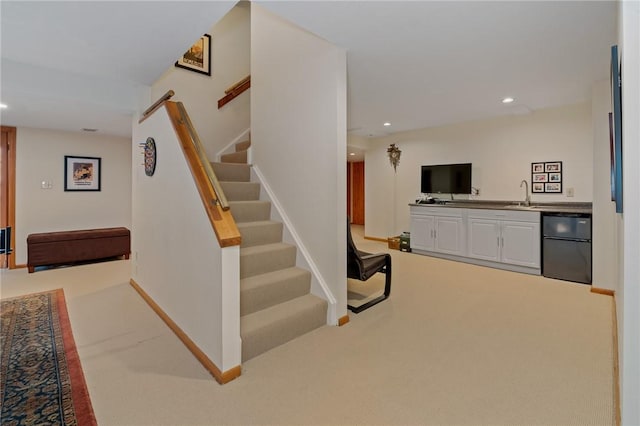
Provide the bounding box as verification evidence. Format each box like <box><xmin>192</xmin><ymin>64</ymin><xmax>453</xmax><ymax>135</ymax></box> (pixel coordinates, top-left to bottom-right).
<box><xmin>347</xmin><ymin>220</ymin><xmax>392</xmax><ymax>313</ymax></box>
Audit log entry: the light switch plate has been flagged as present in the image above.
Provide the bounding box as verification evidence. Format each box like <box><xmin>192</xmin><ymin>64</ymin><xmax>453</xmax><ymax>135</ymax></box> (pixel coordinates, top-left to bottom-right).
<box><xmin>566</xmin><ymin>187</ymin><xmax>574</xmax><ymax>197</ymax></box>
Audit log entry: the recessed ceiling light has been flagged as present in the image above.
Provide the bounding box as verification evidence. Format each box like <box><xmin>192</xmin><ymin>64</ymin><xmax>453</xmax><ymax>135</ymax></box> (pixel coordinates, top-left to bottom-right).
<box><xmin>502</xmin><ymin>97</ymin><xmax>515</xmax><ymax>104</ymax></box>
<box><xmin>0</xmin><ymin>103</ymin><xmax>7</xmax><ymax>109</ymax></box>
<box><xmin>349</xmin><ymin>152</ymin><xmax>355</xmax><ymax>156</ymax></box>
<box><xmin>383</xmin><ymin>122</ymin><xmax>391</xmax><ymax>127</ymax></box>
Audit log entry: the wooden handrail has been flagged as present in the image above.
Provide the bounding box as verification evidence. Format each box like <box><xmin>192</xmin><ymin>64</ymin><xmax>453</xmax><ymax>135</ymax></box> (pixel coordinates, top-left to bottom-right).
<box><xmin>140</xmin><ymin>90</ymin><xmax>175</xmax><ymax>123</ymax></box>
<box><xmin>176</xmin><ymin>102</ymin><xmax>230</xmax><ymax>210</ymax></box>
<box><xmin>164</xmin><ymin>101</ymin><xmax>241</xmax><ymax>247</ymax></box>
<box><xmin>225</xmin><ymin>76</ymin><xmax>250</xmax><ymax>94</ymax></box>
<box><xmin>218</xmin><ymin>75</ymin><xmax>250</xmax><ymax>109</ymax></box>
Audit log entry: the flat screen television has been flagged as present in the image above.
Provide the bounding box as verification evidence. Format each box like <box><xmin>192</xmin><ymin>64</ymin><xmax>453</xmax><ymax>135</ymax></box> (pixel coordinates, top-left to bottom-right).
<box><xmin>421</xmin><ymin>163</ymin><xmax>472</xmax><ymax>194</ymax></box>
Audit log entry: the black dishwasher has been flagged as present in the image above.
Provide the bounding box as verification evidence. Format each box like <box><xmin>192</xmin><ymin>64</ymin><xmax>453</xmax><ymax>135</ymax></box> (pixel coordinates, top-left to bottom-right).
<box><xmin>542</xmin><ymin>213</ymin><xmax>592</xmax><ymax>284</ymax></box>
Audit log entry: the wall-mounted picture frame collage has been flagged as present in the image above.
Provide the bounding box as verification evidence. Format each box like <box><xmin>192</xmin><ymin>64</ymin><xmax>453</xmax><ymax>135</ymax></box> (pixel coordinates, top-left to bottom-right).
<box><xmin>531</xmin><ymin>161</ymin><xmax>562</xmax><ymax>193</ymax></box>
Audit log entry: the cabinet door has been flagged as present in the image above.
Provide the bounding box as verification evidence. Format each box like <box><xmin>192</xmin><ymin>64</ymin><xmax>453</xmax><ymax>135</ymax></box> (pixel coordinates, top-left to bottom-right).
<box><xmin>501</xmin><ymin>220</ymin><xmax>541</xmax><ymax>268</ymax></box>
<box><xmin>434</xmin><ymin>216</ymin><xmax>465</xmax><ymax>256</ymax></box>
<box><xmin>410</xmin><ymin>215</ymin><xmax>435</xmax><ymax>251</ymax></box>
<box><xmin>467</xmin><ymin>218</ymin><xmax>500</xmax><ymax>261</ymax></box>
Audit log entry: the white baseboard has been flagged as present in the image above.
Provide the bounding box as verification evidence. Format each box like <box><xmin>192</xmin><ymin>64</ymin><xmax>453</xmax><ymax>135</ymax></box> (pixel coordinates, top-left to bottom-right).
<box><xmin>251</xmin><ymin>165</ymin><xmax>338</xmax><ymax>325</ymax></box>
<box><xmin>215</xmin><ymin>128</ymin><xmax>251</xmax><ymax>162</ymax></box>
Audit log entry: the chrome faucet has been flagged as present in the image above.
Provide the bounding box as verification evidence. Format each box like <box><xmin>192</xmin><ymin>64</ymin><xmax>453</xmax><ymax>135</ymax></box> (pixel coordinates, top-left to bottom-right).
<box><xmin>520</xmin><ymin>180</ymin><xmax>530</xmax><ymax>206</ymax></box>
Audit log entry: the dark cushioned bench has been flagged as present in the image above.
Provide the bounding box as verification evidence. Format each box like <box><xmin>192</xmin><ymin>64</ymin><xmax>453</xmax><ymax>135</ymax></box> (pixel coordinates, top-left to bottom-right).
<box><xmin>27</xmin><ymin>227</ymin><xmax>130</xmax><ymax>273</ymax></box>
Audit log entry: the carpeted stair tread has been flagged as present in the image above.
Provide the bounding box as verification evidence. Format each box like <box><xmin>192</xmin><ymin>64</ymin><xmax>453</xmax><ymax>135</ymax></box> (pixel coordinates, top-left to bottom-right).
<box><xmin>221</xmin><ymin>150</ymin><xmax>248</xmax><ymax>164</ymax></box>
<box><xmin>240</xmin><ymin>243</ymin><xmax>297</xmax><ymax>278</ymax></box>
<box><xmin>237</xmin><ymin>221</ymin><xmax>283</xmax><ymax>247</ymax></box>
<box><xmin>220</xmin><ymin>181</ymin><xmax>260</xmax><ymax>201</ymax></box>
<box><xmin>235</xmin><ymin>140</ymin><xmax>251</xmax><ymax>152</ymax></box>
<box><xmin>211</xmin><ymin>162</ymin><xmax>250</xmax><ymax>182</ymax></box>
<box><xmin>241</xmin><ymin>267</ymin><xmax>312</xmax><ymax>316</ymax></box>
<box><xmin>241</xmin><ymin>293</ymin><xmax>327</xmax><ymax>361</ymax></box>
<box><xmin>228</xmin><ymin>201</ymin><xmax>271</xmax><ymax>223</ymax></box>
<box><xmin>214</xmin><ymin>137</ymin><xmax>328</xmax><ymax>363</ymax></box>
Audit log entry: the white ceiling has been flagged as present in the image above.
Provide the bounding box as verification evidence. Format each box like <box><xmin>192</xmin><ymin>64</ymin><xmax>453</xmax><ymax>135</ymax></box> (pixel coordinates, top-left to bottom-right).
<box><xmin>0</xmin><ymin>1</ymin><xmax>237</xmax><ymax>137</ymax></box>
<box><xmin>0</xmin><ymin>1</ymin><xmax>617</xmax><ymax>140</ymax></box>
<box><xmin>260</xmin><ymin>1</ymin><xmax>617</xmax><ymax>137</ymax></box>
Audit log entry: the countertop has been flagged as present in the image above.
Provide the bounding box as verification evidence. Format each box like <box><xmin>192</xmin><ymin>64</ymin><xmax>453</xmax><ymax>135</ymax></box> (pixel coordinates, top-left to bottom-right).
<box><xmin>409</xmin><ymin>200</ymin><xmax>592</xmax><ymax>214</ymax></box>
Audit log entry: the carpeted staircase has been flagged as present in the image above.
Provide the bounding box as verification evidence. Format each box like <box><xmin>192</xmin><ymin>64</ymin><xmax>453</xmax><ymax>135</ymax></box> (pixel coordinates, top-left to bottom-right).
<box><xmin>212</xmin><ymin>140</ymin><xmax>327</xmax><ymax>362</ymax></box>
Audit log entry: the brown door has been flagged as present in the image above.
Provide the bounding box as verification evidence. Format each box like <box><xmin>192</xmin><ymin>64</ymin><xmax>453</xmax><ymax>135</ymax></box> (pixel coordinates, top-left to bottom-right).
<box><xmin>1</xmin><ymin>126</ymin><xmax>16</xmax><ymax>269</ymax></box>
<box><xmin>347</xmin><ymin>163</ymin><xmax>352</xmax><ymax>221</ymax></box>
<box><xmin>351</xmin><ymin>162</ymin><xmax>365</xmax><ymax>225</ymax></box>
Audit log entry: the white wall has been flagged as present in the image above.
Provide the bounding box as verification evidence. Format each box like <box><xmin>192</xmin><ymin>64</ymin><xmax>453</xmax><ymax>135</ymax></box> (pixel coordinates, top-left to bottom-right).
<box><xmin>591</xmin><ymin>80</ymin><xmax>619</xmax><ymax>292</ymax></box>
<box><xmin>151</xmin><ymin>3</ymin><xmax>250</xmax><ymax>159</ymax></box>
<box><xmin>364</xmin><ymin>102</ymin><xmax>593</xmax><ymax>238</ymax></box>
<box><xmin>619</xmin><ymin>0</ymin><xmax>640</xmax><ymax>423</ymax></box>
<box><xmin>131</xmin><ymin>107</ymin><xmax>240</xmax><ymax>372</ymax></box>
<box><xmin>251</xmin><ymin>4</ymin><xmax>348</xmax><ymax>321</ymax></box>
<box><xmin>348</xmin><ymin>134</ymin><xmax>369</xmax><ymax>149</ymax></box>
<box><xmin>14</xmin><ymin>127</ymin><xmax>131</xmax><ymax>265</ymax></box>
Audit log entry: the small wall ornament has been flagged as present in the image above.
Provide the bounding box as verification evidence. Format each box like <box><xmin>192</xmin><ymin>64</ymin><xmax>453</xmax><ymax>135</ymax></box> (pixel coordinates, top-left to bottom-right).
<box><xmin>143</xmin><ymin>137</ymin><xmax>157</xmax><ymax>176</ymax></box>
<box><xmin>387</xmin><ymin>143</ymin><xmax>402</xmax><ymax>172</ymax></box>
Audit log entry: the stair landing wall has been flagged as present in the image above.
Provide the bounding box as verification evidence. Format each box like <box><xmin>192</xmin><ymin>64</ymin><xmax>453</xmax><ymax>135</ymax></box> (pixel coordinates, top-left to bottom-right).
<box><xmin>251</xmin><ymin>3</ymin><xmax>348</xmax><ymax>323</ymax></box>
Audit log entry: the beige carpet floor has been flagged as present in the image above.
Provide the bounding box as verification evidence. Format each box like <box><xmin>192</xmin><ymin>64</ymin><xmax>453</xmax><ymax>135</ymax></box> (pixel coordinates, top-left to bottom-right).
<box><xmin>0</xmin><ymin>227</ymin><xmax>614</xmax><ymax>425</ymax></box>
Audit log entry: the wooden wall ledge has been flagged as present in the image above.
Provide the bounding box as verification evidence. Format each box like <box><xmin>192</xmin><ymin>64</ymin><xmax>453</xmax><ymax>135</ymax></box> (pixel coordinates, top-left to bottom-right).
<box><xmin>218</xmin><ymin>76</ymin><xmax>250</xmax><ymax>109</ymax></box>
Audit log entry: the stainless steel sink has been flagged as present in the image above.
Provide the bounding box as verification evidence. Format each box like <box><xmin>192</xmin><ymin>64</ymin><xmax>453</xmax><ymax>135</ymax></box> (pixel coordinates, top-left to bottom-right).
<box><xmin>502</xmin><ymin>204</ymin><xmax>533</xmax><ymax>210</ymax></box>
<box><xmin>504</xmin><ymin>205</ymin><xmax>562</xmax><ymax>211</ymax></box>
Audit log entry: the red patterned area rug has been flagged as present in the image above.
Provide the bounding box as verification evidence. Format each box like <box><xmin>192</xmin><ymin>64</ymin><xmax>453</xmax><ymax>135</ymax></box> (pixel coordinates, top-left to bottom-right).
<box><xmin>1</xmin><ymin>289</ymin><xmax>97</xmax><ymax>425</ymax></box>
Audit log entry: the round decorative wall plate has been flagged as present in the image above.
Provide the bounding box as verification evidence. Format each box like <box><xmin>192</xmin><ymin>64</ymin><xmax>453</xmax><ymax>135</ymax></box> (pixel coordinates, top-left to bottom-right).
<box><xmin>144</xmin><ymin>137</ymin><xmax>157</xmax><ymax>176</ymax></box>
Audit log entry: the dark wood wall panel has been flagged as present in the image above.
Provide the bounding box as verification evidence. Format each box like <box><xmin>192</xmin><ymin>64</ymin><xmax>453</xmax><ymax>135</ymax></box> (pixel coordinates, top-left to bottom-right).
<box><xmin>347</xmin><ymin>163</ymin><xmax>352</xmax><ymax>221</ymax></box>
<box><xmin>352</xmin><ymin>162</ymin><xmax>365</xmax><ymax>225</ymax></box>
